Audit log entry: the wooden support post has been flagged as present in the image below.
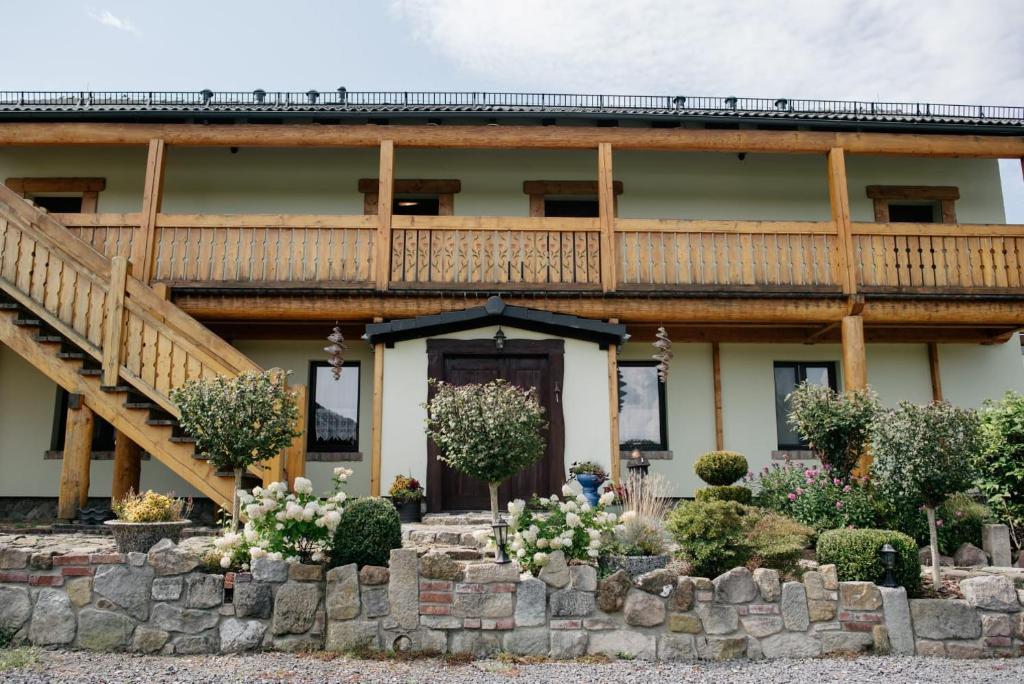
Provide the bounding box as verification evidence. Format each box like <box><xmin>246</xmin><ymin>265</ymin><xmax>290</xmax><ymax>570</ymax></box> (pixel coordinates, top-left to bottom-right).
<box><xmin>927</xmin><ymin>342</ymin><xmax>943</xmax><ymax>401</ymax></box>
<box><xmin>101</xmin><ymin>256</ymin><xmax>131</xmax><ymax>387</ymax></box>
<box><xmin>370</xmin><ymin>340</ymin><xmax>385</xmax><ymax>496</ymax></box>
<box><xmin>712</xmin><ymin>342</ymin><xmax>724</xmax><ymax>451</ymax></box>
<box><xmin>841</xmin><ymin>314</ymin><xmax>870</xmax><ymax>474</ymax></box>
<box><xmin>283</xmin><ymin>384</ymin><xmax>307</xmax><ymax>490</ymax></box>
<box><xmin>597</xmin><ymin>143</ymin><xmax>617</xmax><ymax>292</ymax></box>
<box><xmin>607</xmin><ymin>320</ymin><xmax>620</xmax><ymax>481</ymax></box>
<box><xmin>375</xmin><ymin>140</ymin><xmax>395</xmax><ymax>290</ymax></box>
<box><xmin>57</xmin><ymin>394</ymin><xmax>94</xmax><ymax>519</ymax></box>
<box><xmin>111</xmin><ymin>430</ymin><xmax>142</xmax><ymax>504</ymax></box>
<box><xmin>133</xmin><ymin>138</ymin><xmax>166</xmax><ymax>283</ymax></box>
<box><xmin>827</xmin><ymin>148</ymin><xmax>857</xmax><ymax>296</ymax></box>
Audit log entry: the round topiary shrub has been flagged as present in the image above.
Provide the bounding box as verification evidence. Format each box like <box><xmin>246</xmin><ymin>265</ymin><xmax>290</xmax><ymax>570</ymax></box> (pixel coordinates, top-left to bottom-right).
<box><xmin>666</xmin><ymin>499</ymin><xmax>752</xmax><ymax>578</ymax></box>
<box><xmin>694</xmin><ymin>451</ymin><xmax>748</xmax><ymax>486</ymax></box>
<box><xmin>329</xmin><ymin>497</ymin><xmax>402</xmax><ymax>569</ymax></box>
<box><xmin>816</xmin><ymin>528</ymin><xmax>921</xmax><ymax>596</ymax></box>
<box><xmin>695</xmin><ymin>485</ymin><xmax>753</xmax><ymax>505</ymax></box>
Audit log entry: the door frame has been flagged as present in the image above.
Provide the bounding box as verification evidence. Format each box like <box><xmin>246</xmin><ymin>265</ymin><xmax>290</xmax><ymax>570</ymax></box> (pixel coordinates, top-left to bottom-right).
<box><xmin>425</xmin><ymin>338</ymin><xmax>566</xmax><ymax>513</ymax></box>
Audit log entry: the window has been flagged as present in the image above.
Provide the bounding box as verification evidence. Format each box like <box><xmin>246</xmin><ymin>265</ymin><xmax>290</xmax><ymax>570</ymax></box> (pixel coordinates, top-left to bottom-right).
<box><xmin>359</xmin><ymin>179</ymin><xmax>460</xmax><ymax>216</ymax></box>
<box><xmin>5</xmin><ymin>177</ymin><xmax>104</xmax><ymax>213</ymax></box>
<box><xmin>887</xmin><ymin>203</ymin><xmax>938</xmax><ymax>223</ymax></box>
<box><xmin>393</xmin><ymin>197</ymin><xmax>440</xmax><ymax>216</ymax></box>
<box><xmin>617</xmin><ymin>361</ymin><xmax>668</xmax><ymax>450</ymax></box>
<box><xmin>523</xmin><ymin>180</ymin><xmax>624</xmax><ymax>217</ymax></box>
<box><xmin>307</xmin><ymin>361</ymin><xmax>360</xmax><ymax>453</ymax></box>
<box><xmin>32</xmin><ymin>196</ymin><xmax>84</xmax><ymax>213</ymax></box>
<box><xmin>543</xmin><ymin>198</ymin><xmax>599</xmax><ymax>217</ymax></box>
<box><xmin>866</xmin><ymin>185</ymin><xmax>958</xmax><ymax>224</ymax></box>
<box><xmin>773</xmin><ymin>362</ymin><xmax>837</xmax><ymax>450</ymax></box>
<box><xmin>51</xmin><ymin>389</ymin><xmax>116</xmax><ymax>453</ymax></box>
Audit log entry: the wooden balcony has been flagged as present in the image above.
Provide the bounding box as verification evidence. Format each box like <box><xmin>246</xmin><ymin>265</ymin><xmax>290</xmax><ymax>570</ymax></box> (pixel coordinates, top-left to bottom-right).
<box><xmin>56</xmin><ymin>212</ymin><xmax>1024</xmax><ymax>295</ymax></box>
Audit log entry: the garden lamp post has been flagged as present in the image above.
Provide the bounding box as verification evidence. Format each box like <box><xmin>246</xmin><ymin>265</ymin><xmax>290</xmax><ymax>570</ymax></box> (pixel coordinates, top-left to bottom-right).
<box><xmin>879</xmin><ymin>543</ymin><xmax>899</xmax><ymax>587</ymax></box>
<box><xmin>492</xmin><ymin>517</ymin><xmax>511</xmax><ymax>564</ymax></box>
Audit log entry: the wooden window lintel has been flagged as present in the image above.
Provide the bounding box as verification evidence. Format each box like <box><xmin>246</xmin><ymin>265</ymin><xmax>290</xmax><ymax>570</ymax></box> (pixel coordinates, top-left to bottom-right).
<box><xmin>865</xmin><ymin>185</ymin><xmax>959</xmax><ymax>201</ymax></box>
<box><xmin>523</xmin><ymin>180</ymin><xmax>624</xmax><ymax>196</ymax></box>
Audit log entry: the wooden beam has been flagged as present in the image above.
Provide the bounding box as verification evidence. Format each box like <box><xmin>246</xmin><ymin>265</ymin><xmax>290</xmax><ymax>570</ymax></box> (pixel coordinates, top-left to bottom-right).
<box><xmin>927</xmin><ymin>342</ymin><xmax>943</xmax><ymax>401</ymax></box>
<box><xmin>827</xmin><ymin>148</ymin><xmax>857</xmax><ymax>295</ymax></box>
<box><xmin>866</xmin><ymin>185</ymin><xmax>960</xmax><ymax>201</ymax></box>
<box><xmin>841</xmin><ymin>315</ymin><xmax>867</xmax><ymax>391</ymax></box>
<box><xmin>101</xmin><ymin>256</ymin><xmax>130</xmax><ymax>387</ymax></box>
<box><xmin>523</xmin><ymin>180</ymin><xmax>624</xmax><ymax>195</ymax></box>
<box><xmin>607</xmin><ymin>319</ymin><xmax>620</xmax><ymax>482</ymax></box>
<box><xmin>597</xmin><ymin>143</ymin><xmax>616</xmax><ymax>292</ymax></box>
<box><xmin>370</xmin><ymin>341</ymin><xmax>385</xmax><ymax>496</ymax></box>
<box><xmin>132</xmin><ymin>139</ymin><xmax>166</xmax><ymax>282</ymax></box>
<box><xmin>111</xmin><ymin>431</ymin><xmax>142</xmax><ymax>504</ymax></box>
<box><xmin>1</xmin><ymin>122</ymin><xmax>1022</xmax><ymax>157</ymax></box>
<box><xmin>375</xmin><ymin>141</ymin><xmax>394</xmax><ymax>290</ymax></box>
<box><xmin>58</xmin><ymin>394</ymin><xmax>94</xmax><ymax>519</ymax></box>
<box><xmin>358</xmin><ymin>178</ymin><xmax>461</xmax><ymax>194</ymax></box>
<box><xmin>712</xmin><ymin>342</ymin><xmax>724</xmax><ymax>451</ymax></box>
<box><xmin>4</xmin><ymin>177</ymin><xmax>106</xmax><ymax>194</ymax></box>
<box><xmin>283</xmin><ymin>384</ymin><xmax>307</xmax><ymax>489</ymax></box>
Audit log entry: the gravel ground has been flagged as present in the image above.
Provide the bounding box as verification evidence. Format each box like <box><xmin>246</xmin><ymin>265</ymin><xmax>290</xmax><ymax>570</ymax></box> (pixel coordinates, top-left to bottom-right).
<box><xmin>4</xmin><ymin>650</ymin><xmax>1024</xmax><ymax>684</ymax></box>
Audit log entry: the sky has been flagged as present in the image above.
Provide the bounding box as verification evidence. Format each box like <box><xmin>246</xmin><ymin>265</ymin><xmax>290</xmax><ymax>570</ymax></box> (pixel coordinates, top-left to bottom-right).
<box><xmin>0</xmin><ymin>0</ymin><xmax>1021</xmax><ymax>218</ymax></box>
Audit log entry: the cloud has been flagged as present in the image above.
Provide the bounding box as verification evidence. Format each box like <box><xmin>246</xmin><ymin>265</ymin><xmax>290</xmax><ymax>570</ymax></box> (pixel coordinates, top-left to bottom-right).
<box><xmin>390</xmin><ymin>0</ymin><xmax>1024</xmax><ymax>104</ymax></box>
<box><xmin>88</xmin><ymin>8</ymin><xmax>141</xmax><ymax>36</ymax></box>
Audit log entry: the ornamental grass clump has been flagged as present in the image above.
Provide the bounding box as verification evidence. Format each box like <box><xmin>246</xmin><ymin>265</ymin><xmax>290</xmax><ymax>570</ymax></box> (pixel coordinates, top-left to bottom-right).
<box><xmin>171</xmin><ymin>370</ymin><xmax>301</xmax><ymax>530</ymax></box>
<box><xmin>425</xmin><ymin>379</ymin><xmax>547</xmax><ymax>522</ymax></box>
<box><xmin>611</xmin><ymin>472</ymin><xmax>671</xmax><ymax>556</ymax></box>
<box><xmin>787</xmin><ymin>384</ymin><xmax>880</xmax><ymax>479</ymax></box>
<box><xmin>113</xmin><ymin>489</ymin><xmax>191</xmax><ymax>523</ymax></box>
<box><xmin>871</xmin><ymin>400</ymin><xmax>984</xmax><ymax>587</ymax></box>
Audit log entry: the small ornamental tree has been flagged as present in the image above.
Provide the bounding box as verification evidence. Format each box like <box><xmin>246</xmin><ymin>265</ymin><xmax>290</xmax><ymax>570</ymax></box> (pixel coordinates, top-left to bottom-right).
<box><xmin>171</xmin><ymin>370</ymin><xmax>301</xmax><ymax>530</ymax></box>
<box><xmin>425</xmin><ymin>379</ymin><xmax>547</xmax><ymax>522</ymax></box>
<box><xmin>788</xmin><ymin>384</ymin><xmax>880</xmax><ymax>479</ymax></box>
<box><xmin>978</xmin><ymin>392</ymin><xmax>1024</xmax><ymax>551</ymax></box>
<box><xmin>871</xmin><ymin>401</ymin><xmax>984</xmax><ymax>587</ymax></box>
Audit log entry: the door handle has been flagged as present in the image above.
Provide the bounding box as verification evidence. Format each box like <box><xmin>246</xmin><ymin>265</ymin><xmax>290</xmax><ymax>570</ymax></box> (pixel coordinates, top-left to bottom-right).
<box><xmin>554</xmin><ymin>381</ymin><xmax>561</xmax><ymax>404</ymax></box>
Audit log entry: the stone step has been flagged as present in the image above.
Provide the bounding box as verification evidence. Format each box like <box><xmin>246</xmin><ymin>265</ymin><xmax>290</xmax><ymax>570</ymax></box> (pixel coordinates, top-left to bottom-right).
<box><xmin>421</xmin><ymin>513</ymin><xmax>495</xmax><ymax>526</ymax></box>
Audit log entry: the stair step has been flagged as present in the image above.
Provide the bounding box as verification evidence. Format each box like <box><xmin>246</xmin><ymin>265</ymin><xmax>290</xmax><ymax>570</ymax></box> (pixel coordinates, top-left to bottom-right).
<box><xmin>78</xmin><ymin>367</ymin><xmax>102</xmax><ymax>377</ymax></box>
<box><xmin>13</xmin><ymin>317</ymin><xmax>41</xmax><ymax>327</ymax></box>
<box><xmin>170</xmin><ymin>435</ymin><xmax>196</xmax><ymax>444</ymax></box>
<box><xmin>146</xmin><ymin>418</ymin><xmax>178</xmax><ymax>427</ymax></box>
<box><xmin>35</xmin><ymin>332</ymin><xmax>65</xmax><ymax>343</ymax></box>
<box><xmin>100</xmin><ymin>385</ymin><xmax>131</xmax><ymax>393</ymax></box>
<box><xmin>125</xmin><ymin>400</ymin><xmax>159</xmax><ymax>410</ymax></box>
<box><xmin>56</xmin><ymin>350</ymin><xmax>86</xmax><ymax>360</ymax></box>
<box><xmin>0</xmin><ymin>301</ymin><xmax>17</xmax><ymax>311</ymax></box>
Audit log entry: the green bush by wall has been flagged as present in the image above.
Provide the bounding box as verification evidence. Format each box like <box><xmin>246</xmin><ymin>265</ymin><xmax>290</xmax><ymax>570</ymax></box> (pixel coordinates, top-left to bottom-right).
<box><xmin>816</xmin><ymin>528</ymin><xmax>921</xmax><ymax>596</ymax></box>
<box><xmin>329</xmin><ymin>497</ymin><xmax>402</xmax><ymax>569</ymax></box>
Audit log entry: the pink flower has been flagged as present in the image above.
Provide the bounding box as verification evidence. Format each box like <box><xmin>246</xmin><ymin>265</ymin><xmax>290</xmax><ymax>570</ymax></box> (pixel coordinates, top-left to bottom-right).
<box><xmin>843</xmin><ymin>485</ymin><xmax>851</xmax><ymax>493</ymax></box>
<box><xmin>936</xmin><ymin>519</ymin><xmax>944</xmax><ymax>528</ymax></box>
<box><xmin>804</xmin><ymin>469</ymin><xmax>814</xmax><ymax>478</ymax></box>
<box><xmin>835</xmin><ymin>501</ymin><xmax>844</xmax><ymax>510</ymax></box>
<box><xmin>796</xmin><ymin>488</ymin><xmax>804</xmax><ymax>495</ymax></box>
<box><xmin>833</xmin><ymin>478</ymin><xmax>842</xmax><ymax>486</ymax></box>
<box><xmin>954</xmin><ymin>510</ymin><xmax>964</xmax><ymax>518</ymax></box>
<box><xmin>788</xmin><ymin>493</ymin><xmax>797</xmax><ymax>502</ymax></box>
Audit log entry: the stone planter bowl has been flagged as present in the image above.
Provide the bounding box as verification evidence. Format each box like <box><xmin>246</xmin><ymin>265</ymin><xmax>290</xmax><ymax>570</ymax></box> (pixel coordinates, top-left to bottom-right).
<box><xmin>104</xmin><ymin>519</ymin><xmax>191</xmax><ymax>554</ymax></box>
<box><xmin>599</xmin><ymin>553</ymin><xmax>669</xmax><ymax>578</ymax></box>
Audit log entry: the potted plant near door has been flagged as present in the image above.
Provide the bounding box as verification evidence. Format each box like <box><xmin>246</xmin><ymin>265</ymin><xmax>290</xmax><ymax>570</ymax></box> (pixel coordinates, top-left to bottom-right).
<box><xmin>569</xmin><ymin>461</ymin><xmax>608</xmax><ymax>507</ymax></box>
<box><xmin>106</xmin><ymin>489</ymin><xmax>193</xmax><ymax>553</ymax></box>
<box><xmin>388</xmin><ymin>475</ymin><xmax>424</xmax><ymax>523</ymax></box>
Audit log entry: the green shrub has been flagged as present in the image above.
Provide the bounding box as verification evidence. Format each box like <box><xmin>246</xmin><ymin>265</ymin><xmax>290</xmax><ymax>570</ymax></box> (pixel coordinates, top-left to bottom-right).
<box><xmin>694</xmin><ymin>451</ymin><xmax>748</xmax><ymax>486</ymax></box>
<box><xmin>750</xmin><ymin>461</ymin><xmax>807</xmax><ymax>513</ymax></box>
<box><xmin>875</xmin><ymin>492</ymin><xmax>992</xmax><ymax>555</ymax></box>
<box><xmin>745</xmin><ymin>510</ymin><xmax>814</xmax><ymax>576</ymax></box>
<box><xmin>816</xmin><ymin>528</ymin><xmax>921</xmax><ymax>596</ymax></box>
<box><xmin>786</xmin><ymin>384</ymin><xmax>880</xmax><ymax>479</ymax></box>
<box><xmin>330</xmin><ymin>498</ymin><xmax>402</xmax><ymax>569</ymax></box>
<box><xmin>978</xmin><ymin>392</ymin><xmax>1024</xmax><ymax>550</ymax></box>
<box><xmin>695</xmin><ymin>485</ymin><xmax>753</xmax><ymax>505</ymax></box>
<box><xmin>667</xmin><ymin>500</ymin><xmax>751</xmax><ymax>577</ymax></box>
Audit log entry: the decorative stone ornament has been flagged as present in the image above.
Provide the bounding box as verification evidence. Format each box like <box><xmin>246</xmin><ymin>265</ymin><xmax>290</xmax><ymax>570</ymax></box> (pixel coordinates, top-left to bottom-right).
<box><xmin>324</xmin><ymin>324</ymin><xmax>347</xmax><ymax>381</ymax></box>
<box><xmin>652</xmin><ymin>326</ymin><xmax>673</xmax><ymax>383</ymax></box>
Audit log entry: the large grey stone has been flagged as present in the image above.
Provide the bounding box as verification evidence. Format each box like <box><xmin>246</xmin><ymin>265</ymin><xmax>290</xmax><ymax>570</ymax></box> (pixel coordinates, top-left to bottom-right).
<box><xmin>953</xmin><ymin>542</ymin><xmax>989</xmax><ymax>567</ymax></box>
<box><xmin>697</xmin><ymin>636</ymin><xmax>747</xmax><ymax>661</ymax></box>
<box><xmin>960</xmin><ymin>575</ymin><xmax>1018</xmax><ymax>612</ymax></box>
<box><xmin>234</xmin><ymin>581</ymin><xmax>273</xmax><ymax>619</ymax></box>
<box><xmin>982</xmin><ymin>524</ymin><xmax>1013</xmax><ymax>567</ymax></box>
<box><xmin>65</xmin><ymin>577</ymin><xmax>92</xmax><ymax>607</ymax></box>
<box><xmin>538</xmin><ymin>550</ymin><xmax>570</xmax><ymax>588</ymax></box>
<box><xmin>697</xmin><ymin>602</ymin><xmax>739</xmax><ymax>635</ymax></box>
<box><xmin>450</xmin><ymin>630</ymin><xmax>501</xmax><ymax>657</ymax></box>
<box><xmin>588</xmin><ymin>630</ymin><xmax>656</xmax><ymax>661</ymax></box>
<box><xmin>29</xmin><ymin>589</ymin><xmax>75</xmax><ymax>645</ymax></box>
<box><xmin>880</xmin><ymin>586</ymin><xmax>914</xmax><ymax>655</ymax></box>
<box><xmin>0</xmin><ymin>548</ymin><xmax>30</xmax><ymax>569</ymax></box>
<box><xmin>273</xmin><ymin>634</ymin><xmax>324</xmax><ymax>652</ymax></box>
<box><xmin>803</xmin><ymin>571</ymin><xmax>826</xmax><ymax>600</ymax></box>
<box><xmin>659</xmin><ymin>634</ymin><xmax>697</xmax><ymax>660</ymax></box>
<box><xmin>570</xmin><ymin>565</ymin><xmax>598</xmax><ymax>592</ymax></box>
<box><xmin>667</xmin><ymin>612</ymin><xmax>702</xmax><ymax>634</ymax></box>
<box><xmin>0</xmin><ymin>586</ymin><xmax>32</xmax><ymax>632</ymax></box>
<box><xmin>753</xmin><ymin>568</ymin><xmax>781</xmax><ymax>602</ymax></box>
<box><xmin>389</xmin><ymin>548</ymin><xmax>419</xmax><ymax>630</ymax></box>
<box><xmin>77</xmin><ymin>608</ymin><xmax>135</xmax><ymax>651</ymax></box>
<box><xmin>251</xmin><ymin>557</ymin><xmax>288</xmax><ymax>583</ymax></box>
<box><xmin>452</xmin><ymin>592</ymin><xmax>513</xmax><ymax>618</ymax></box>
<box><xmin>596</xmin><ymin>569</ymin><xmax>631</xmax><ymax>613</ymax></box>
<box><xmin>419</xmin><ymin>551</ymin><xmax>462</xmax><ymax>581</ymax></box>
<box><xmin>503</xmin><ymin>627</ymin><xmax>549</xmax><ymax>656</ymax></box>
<box><xmin>272</xmin><ymin>582</ymin><xmax>320</xmax><ymax>635</ymax></box>
<box><xmin>515</xmin><ymin>577</ymin><xmax>547</xmax><ymax>627</ymax></box>
<box><xmin>910</xmin><ymin>599</ymin><xmax>982</xmax><ymax>640</ymax></box>
<box><xmin>93</xmin><ymin>564</ymin><xmax>153</xmax><ymax>620</ymax></box>
<box><xmin>131</xmin><ymin>626</ymin><xmax>169</xmax><ymax>654</ymax></box>
<box><xmin>623</xmin><ymin>588</ymin><xmax>665</xmax><ymax>627</ymax></box>
<box><xmin>635</xmin><ymin>568</ymin><xmax>676</xmax><ymax>596</ymax></box>
<box><xmin>359</xmin><ymin>565</ymin><xmax>390</xmax><ymax>586</ymax></box>
<box><xmin>671</xmin><ymin>577</ymin><xmax>695</xmax><ymax>611</ymax></box>
<box><xmin>740</xmin><ymin>615</ymin><xmax>783</xmax><ymax>638</ymax></box>
<box><xmin>151</xmin><ymin>602</ymin><xmax>219</xmax><ymax>634</ymax></box>
<box><xmin>761</xmin><ymin>632</ymin><xmax>822</xmax><ymax>658</ymax></box>
<box><xmin>326</xmin><ymin>563</ymin><xmax>360</xmax><ymax>620</ymax></box>
<box><xmin>464</xmin><ymin>561</ymin><xmax>519</xmax><ymax>583</ymax></box>
<box><xmin>219</xmin><ymin>618</ymin><xmax>266</xmax><ymax>653</ymax></box>
<box><xmin>173</xmin><ymin>631</ymin><xmax>218</xmax><ymax>655</ymax></box>
<box><xmin>713</xmin><ymin>567</ymin><xmax>758</xmax><ymax>604</ymax></box>
<box><xmin>820</xmin><ymin>630</ymin><xmax>873</xmax><ymax>654</ymax></box>
<box><xmin>361</xmin><ymin>587</ymin><xmax>389</xmax><ymax>618</ymax></box>
<box><xmin>839</xmin><ymin>581</ymin><xmax>882</xmax><ymax>611</ymax></box>
<box><xmin>550</xmin><ymin>588</ymin><xmax>597</xmax><ymax>618</ymax></box>
<box><xmin>147</xmin><ymin>539</ymin><xmax>199</xmax><ymax>576</ymax></box>
<box><xmin>185</xmin><ymin>573</ymin><xmax>224</xmax><ymax>609</ymax></box>
<box><xmin>919</xmin><ymin>547</ymin><xmax>954</xmax><ymax>567</ymax></box>
<box><xmin>549</xmin><ymin>630</ymin><xmax>588</xmax><ymax>659</ymax></box>
<box><xmin>151</xmin><ymin>577</ymin><xmax>183</xmax><ymax>602</ymax></box>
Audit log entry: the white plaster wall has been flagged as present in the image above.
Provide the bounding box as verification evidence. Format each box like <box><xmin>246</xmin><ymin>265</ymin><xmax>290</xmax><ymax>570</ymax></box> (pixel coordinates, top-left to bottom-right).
<box><xmin>379</xmin><ymin>326</ymin><xmax>611</xmax><ymax>500</ymax></box>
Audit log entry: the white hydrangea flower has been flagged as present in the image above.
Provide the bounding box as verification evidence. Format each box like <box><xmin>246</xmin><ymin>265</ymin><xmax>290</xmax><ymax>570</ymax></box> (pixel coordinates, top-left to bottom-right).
<box><xmin>565</xmin><ymin>512</ymin><xmax>581</xmax><ymax>529</ymax></box>
<box><xmin>549</xmin><ymin>537</ymin><xmax>563</xmax><ymax>550</ymax></box>
<box><xmin>536</xmin><ymin>537</ymin><xmax>550</xmax><ymax>549</ymax></box>
<box><xmin>599</xmin><ymin>491</ymin><xmax>616</xmax><ymax>506</ymax></box>
<box><xmin>220</xmin><ymin>555</ymin><xmax>231</xmax><ymax>568</ymax></box>
<box><xmin>561</xmin><ymin>483</ymin><xmax>575</xmax><ymax>498</ymax></box>
<box><xmin>533</xmin><ymin>552</ymin><xmax>549</xmax><ymax>566</ymax></box>
<box><xmin>620</xmin><ymin>510</ymin><xmax>637</xmax><ymax>524</ymax></box>
<box><xmin>293</xmin><ymin>477</ymin><xmax>314</xmax><ymax>495</ymax></box>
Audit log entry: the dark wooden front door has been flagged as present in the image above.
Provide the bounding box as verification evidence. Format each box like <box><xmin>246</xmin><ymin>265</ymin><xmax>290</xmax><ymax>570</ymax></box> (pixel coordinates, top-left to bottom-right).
<box><xmin>426</xmin><ymin>339</ymin><xmax>565</xmax><ymax>512</ymax></box>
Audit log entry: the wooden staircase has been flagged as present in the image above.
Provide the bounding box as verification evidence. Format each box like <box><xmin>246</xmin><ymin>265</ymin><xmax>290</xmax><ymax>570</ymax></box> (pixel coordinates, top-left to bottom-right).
<box><xmin>0</xmin><ymin>183</ymin><xmax>265</xmax><ymax>510</ymax></box>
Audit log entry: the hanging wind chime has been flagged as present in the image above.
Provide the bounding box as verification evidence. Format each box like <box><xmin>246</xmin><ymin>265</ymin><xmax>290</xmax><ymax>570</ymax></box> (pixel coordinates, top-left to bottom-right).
<box><xmin>324</xmin><ymin>323</ymin><xmax>347</xmax><ymax>381</ymax></box>
<box><xmin>652</xmin><ymin>326</ymin><xmax>673</xmax><ymax>383</ymax></box>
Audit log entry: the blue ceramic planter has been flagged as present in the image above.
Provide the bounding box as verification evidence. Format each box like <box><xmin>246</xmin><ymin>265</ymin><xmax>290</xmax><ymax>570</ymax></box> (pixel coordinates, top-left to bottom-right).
<box><xmin>575</xmin><ymin>473</ymin><xmax>604</xmax><ymax>507</ymax></box>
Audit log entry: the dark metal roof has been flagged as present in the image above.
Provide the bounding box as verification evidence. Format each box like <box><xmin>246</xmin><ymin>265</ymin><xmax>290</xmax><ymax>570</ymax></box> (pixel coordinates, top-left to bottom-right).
<box><xmin>1</xmin><ymin>91</ymin><xmax>1021</xmax><ymax>134</ymax></box>
<box><xmin>362</xmin><ymin>295</ymin><xmax>628</xmax><ymax>348</ymax></box>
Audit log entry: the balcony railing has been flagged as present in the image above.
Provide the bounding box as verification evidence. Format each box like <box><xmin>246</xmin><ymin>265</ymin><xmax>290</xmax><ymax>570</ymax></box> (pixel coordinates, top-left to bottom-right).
<box><xmin>54</xmin><ymin>213</ymin><xmax>1024</xmax><ymax>295</ymax></box>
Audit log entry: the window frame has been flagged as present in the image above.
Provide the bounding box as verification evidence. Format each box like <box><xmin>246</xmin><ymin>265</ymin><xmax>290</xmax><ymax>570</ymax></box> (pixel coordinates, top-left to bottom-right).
<box><xmin>523</xmin><ymin>180</ymin><xmax>623</xmax><ymax>217</ymax></box>
<box><xmin>865</xmin><ymin>185</ymin><xmax>958</xmax><ymax>224</ymax></box>
<box><xmin>5</xmin><ymin>177</ymin><xmax>105</xmax><ymax>213</ymax></box>
<box><xmin>306</xmin><ymin>360</ymin><xmax>362</xmax><ymax>454</ymax></box>
<box><xmin>616</xmin><ymin>360</ymin><xmax>669</xmax><ymax>451</ymax></box>
<box><xmin>359</xmin><ymin>179</ymin><xmax>460</xmax><ymax>216</ymax></box>
<box><xmin>773</xmin><ymin>361</ymin><xmax>839</xmax><ymax>451</ymax></box>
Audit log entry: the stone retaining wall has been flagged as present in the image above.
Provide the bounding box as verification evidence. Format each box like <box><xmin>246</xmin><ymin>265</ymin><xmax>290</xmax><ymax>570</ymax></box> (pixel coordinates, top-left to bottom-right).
<box><xmin>0</xmin><ymin>540</ymin><xmax>1022</xmax><ymax>659</ymax></box>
